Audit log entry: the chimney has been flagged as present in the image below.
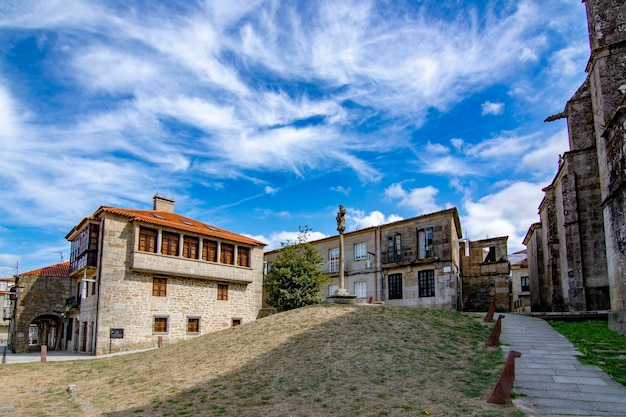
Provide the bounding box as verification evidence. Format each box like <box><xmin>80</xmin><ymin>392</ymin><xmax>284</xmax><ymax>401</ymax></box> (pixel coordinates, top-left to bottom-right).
<box><xmin>153</xmin><ymin>194</ymin><xmax>175</xmax><ymax>213</ymax></box>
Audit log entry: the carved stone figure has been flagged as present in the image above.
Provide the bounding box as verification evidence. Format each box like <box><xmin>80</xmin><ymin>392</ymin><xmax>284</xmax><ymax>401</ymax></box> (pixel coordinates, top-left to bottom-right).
<box><xmin>336</xmin><ymin>204</ymin><xmax>346</xmax><ymax>234</ymax></box>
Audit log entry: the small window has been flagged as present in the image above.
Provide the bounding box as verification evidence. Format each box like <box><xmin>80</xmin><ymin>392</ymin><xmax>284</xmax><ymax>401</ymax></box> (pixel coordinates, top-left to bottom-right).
<box><xmin>418</xmin><ymin>270</ymin><xmax>435</xmax><ymax>297</ymax></box>
<box><xmin>153</xmin><ymin>213</ymin><xmax>165</xmax><ymax>219</ymax></box>
<box><xmin>187</xmin><ymin>317</ymin><xmax>200</xmax><ymax>333</ymax></box>
<box><xmin>387</xmin><ymin>234</ymin><xmax>402</xmax><ymax>262</ymax></box>
<box><xmin>354</xmin><ymin>281</ymin><xmax>367</xmax><ymax>298</ymax></box>
<box><xmin>237</xmin><ymin>247</ymin><xmax>250</xmax><ymax>267</ymax></box>
<box><xmin>418</xmin><ymin>227</ymin><xmax>434</xmax><ymax>259</ymax></box>
<box><xmin>182</xmin><ymin>236</ymin><xmax>199</xmax><ymax>259</ymax></box>
<box><xmin>138</xmin><ymin>227</ymin><xmax>158</xmax><ymax>253</ymax></box>
<box><xmin>217</xmin><ymin>284</ymin><xmax>228</xmax><ymax>301</ymax></box>
<box><xmin>521</xmin><ymin>276</ymin><xmax>530</xmax><ymax>292</ymax></box>
<box><xmin>153</xmin><ymin>316</ymin><xmax>168</xmax><ymax>334</ymax></box>
<box><xmin>232</xmin><ymin>318</ymin><xmax>242</xmax><ymax>327</ymax></box>
<box><xmin>162</xmin><ymin>232</ymin><xmax>179</xmax><ymax>256</ymax></box>
<box><xmin>181</xmin><ymin>219</ymin><xmax>194</xmax><ymax>226</ymax></box>
<box><xmin>388</xmin><ymin>273</ymin><xmax>403</xmax><ymax>299</ymax></box>
<box><xmin>91</xmin><ymin>280</ymin><xmax>96</xmax><ymax>295</ymax></box>
<box><xmin>328</xmin><ymin>248</ymin><xmax>339</xmax><ymax>273</ymax></box>
<box><xmin>153</xmin><ymin>277</ymin><xmax>167</xmax><ymax>297</ymax></box>
<box><xmin>354</xmin><ymin>243</ymin><xmax>367</xmax><ymax>260</ymax></box>
<box><xmin>220</xmin><ymin>243</ymin><xmax>235</xmax><ymax>265</ymax></box>
<box><xmin>483</xmin><ymin>247</ymin><xmax>496</xmax><ymax>263</ymax></box>
<box><xmin>202</xmin><ymin>240</ymin><xmax>218</xmax><ymax>262</ymax></box>
<box><xmin>328</xmin><ymin>284</ymin><xmax>338</xmax><ymax>296</ymax></box>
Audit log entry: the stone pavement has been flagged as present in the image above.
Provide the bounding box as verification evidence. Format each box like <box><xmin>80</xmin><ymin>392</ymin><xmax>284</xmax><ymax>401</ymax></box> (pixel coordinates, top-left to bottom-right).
<box><xmin>1</xmin><ymin>343</ymin><xmax>155</xmax><ymax>364</ymax></box>
<box><xmin>499</xmin><ymin>314</ymin><xmax>626</xmax><ymax>417</ymax></box>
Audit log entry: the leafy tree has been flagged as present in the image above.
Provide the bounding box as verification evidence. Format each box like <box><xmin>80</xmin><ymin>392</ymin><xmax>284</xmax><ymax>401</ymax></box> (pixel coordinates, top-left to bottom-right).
<box><xmin>265</xmin><ymin>226</ymin><xmax>330</xmax><ymax>311</ymax></box>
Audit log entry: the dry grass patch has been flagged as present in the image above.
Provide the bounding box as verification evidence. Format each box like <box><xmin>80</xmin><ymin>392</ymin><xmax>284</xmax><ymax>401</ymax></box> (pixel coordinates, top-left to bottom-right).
<box><xmin>0</xmin><ymin>305</ymin><xmax>521</xmax><ymax>417</ymax></box>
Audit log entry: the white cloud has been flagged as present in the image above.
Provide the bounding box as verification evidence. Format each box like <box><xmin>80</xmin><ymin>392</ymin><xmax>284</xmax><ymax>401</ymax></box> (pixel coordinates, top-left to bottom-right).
<box><xmin>331</xmin><ymin>185</ymin><xmax>351</xmax><ymax>195</ymax></box>
<box><xmin>348</xmin><ymin>210</ymin><xmax>403</xmax><ymax>230</ymax></box>
<box><xmin>520</xmin><ymin>128</ymin><xmax>569</xmax><ymax>179</ymax></box>
<box><xmin>461</xmin><ymin>181</ymin><xmax>544</xmax><ymax>252</ymax></box>
<box><xmin>255</xmin><ymin>230</ymin><xmax>328</xmax><ymax>251</ymax></box>
<box><xmin>426</xmin><ymin>141</ymin><xmax>450</xmax><ymax>154</ymax></box>
<box><xmin>384</xmin><ymin>183</ymin><xmax>443</xmax><ymax>215</ymax></box>
<box><xmin>264</xmin><ymin>186</ymin><xmax>279</xmax><ymax>194</ymax></box>
<box><xmin>481</xmin><ymin>101</ymin><xmax>505</xmax><ymax>116</ymax></box>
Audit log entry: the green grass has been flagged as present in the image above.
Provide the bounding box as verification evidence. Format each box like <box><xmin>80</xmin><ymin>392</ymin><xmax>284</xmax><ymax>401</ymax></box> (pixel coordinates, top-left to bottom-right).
<box><xmin>550</xmin><ymin>320</ymin><xmax>626</xmax><ymax>386</ymax></box>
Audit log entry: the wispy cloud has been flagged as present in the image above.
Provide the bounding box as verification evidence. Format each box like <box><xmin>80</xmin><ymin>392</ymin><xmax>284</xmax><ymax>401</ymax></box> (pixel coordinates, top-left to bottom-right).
<box><xmin>481</xmin><ymin>101</ymin><xmax>505</xmax><ymax>115</ymax></box>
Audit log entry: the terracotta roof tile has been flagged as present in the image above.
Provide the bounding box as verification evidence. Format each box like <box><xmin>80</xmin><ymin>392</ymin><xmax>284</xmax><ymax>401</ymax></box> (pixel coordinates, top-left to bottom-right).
<box><xmin>97</xmin><ymin>207</ymin><xmax>266</xmax><ymax>247</ymax></box>
<box><xmin>22</xmin><ymin>262</ymin><xmax>70</xmax><ymax>277</ymax></box>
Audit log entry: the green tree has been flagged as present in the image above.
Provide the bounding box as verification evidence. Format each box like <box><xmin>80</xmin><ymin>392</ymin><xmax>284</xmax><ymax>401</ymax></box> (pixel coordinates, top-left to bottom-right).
<box><xmin>265</xmin><ymin>226</ymin><xmax>330</xmax><ymax>311</ymax></box>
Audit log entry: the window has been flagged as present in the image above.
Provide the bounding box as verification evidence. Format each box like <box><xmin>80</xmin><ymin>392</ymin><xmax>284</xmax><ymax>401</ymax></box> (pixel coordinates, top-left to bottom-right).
<box><xmin>418</xmin><ymin>270</ymin><xmax>435</xmax><ymax>297</ymax></box>
<box><xmin>387</xmin><ymin>234</ymin><xmax>402</xmax><ymax>262</ymax></box>
<box><xmin>153</xmin><ymin>316</ymin><xmax>168</xmax><ymax>334</ymax></box>
<box><xmin>388</xmin><ymin>273</ymin><xmax>403</xmax><ymax>299</ymax></box>
<box><xmin>521</xmin><ymin>276</ymin><xmax>530</xmax><ymax>292</ymax></box>
<box><xmin>153</xmin><ymin>277</ymin><xmax>167</xmax><ymax>297</ymax></box>
<box><xmin>220</xmin><ymin>243</ymin><xmax>235</xmax><ymax>265</ymax></box>
<box><xmin>202</xmin><ymin>240</ymin><xmax>218</xmax><ymax>262</ymax></box>
<box><xmin>138</xmin><ymin>227</ymin><xmax>157</xmax><ymax>253</ymax></box>
<box><xmin>91</xmin><ymin>280</ymin><xmax>96</xmax><ymax>295</ymax></box>
<box><xmin>187</xmin><ymin>317</ymin><xmax>200</xmax><ymax>333</ymax></box>
<box><xmin>217</xmin><ymin>284</ymin><xmax>228</xmax><ymax>301</ymax></box>
<box><xmin>232</xmin><ymin>318</ymin><xmax>242</xmax><ymax>327</ymax></box>
<box><xmin>182</xmin><ymin>236</ymin><xmax>199</xmax><ymax>259</ymax></box>
<box><xmin>161</xmin><ymin>232</ymin><xmax>179</xmax><ymax>256</ymax></box>
<box><xmin>328</xmin><ymin>248</ymin><xmax>339</xmax><ymax>273</ymax></box>
<box><xmin>354</xmin><ymin>243</ymin><xmax>367</xmax><ymax>260</ymax></box>
<box><xmin>354</xmin><ymin>281</ymin><xmax>367</xmax><ymax>298</ymax></box>
<box><xmin>418</xmin><ymin>227</ymin><xmax>434</xmax><ymax>259</ymax></box>
<box><xmin>483</xmin><ymin>246</ymin><xmax>496</xmax><ymax>263</ymax></box>
<box><xmin>237</xmin><ymin>247</ymin><xmax>250</xmax><ymax>267</ymax></box>
<box><xmin>328</xmin><ymin>284</ymin><xmax>338</xmax><ymax>296</ymax></box>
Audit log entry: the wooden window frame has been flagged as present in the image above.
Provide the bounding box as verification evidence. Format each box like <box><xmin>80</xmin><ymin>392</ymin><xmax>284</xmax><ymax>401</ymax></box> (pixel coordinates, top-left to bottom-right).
<box><xmin>183</xmin><ymin>236</ymin><xmax>199</xmax><ymax>259</ymax></box>
<box><xmin>138</xmin><ymin>227</ymin><xmax>158</xmax><ymax>253</ymax></box>
<box><xmin>237</xmin><ymin>246</ymin><xmax>250</xmax><ymax>267</ymax></box>
<box><xmin>153</xmin><ymin>316</ymin><xmax>169</xmax><ymax>334</ymax></box>
<box><xmin>388</xmin><ymin>273</ymin><xmax>403</xmax><ymax>300</ymax></box>
<box><xmin>418</xmin><ymin>270</ymin><xmax>435</xmax><ymax>298</ymax></box>
<box><xmin>202</xmin><ymin>240</ymin><xmax>218</xmax><ymax>262</ymax></box>
<box><xmin>161</xmin><ymin>232</ymin><xmax>179</xmax><ymax>256</ymax></box>
<box><xmin>152</xmin><ymin>277</ymin><xmax>167</xmax><ymax>297</ymax></box>
<box><xmin>217</xmin><ymin>283</ymin><xmax>228</xmax><ymax>301</ymax></box>
<box><xmin>354</xmin><ymin>242</ymin><xmax>367</xmax><ymax>260</ymax></box>
<box><xmin>220</xmin><ymin>243</ymin><xmax>235</xmax><ymax>265</ymax></box>
<box><xmin>187</xmin><ymin>317</ymin><xmax>201</xmax><ymax>334</ymax></box>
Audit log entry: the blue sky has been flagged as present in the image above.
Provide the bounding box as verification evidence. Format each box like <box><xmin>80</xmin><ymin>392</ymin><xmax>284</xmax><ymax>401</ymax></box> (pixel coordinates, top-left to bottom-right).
<box><xmin>1</xmin><ymin>0</ymin><xmax>590</xmax><ymax>276</ymax></box>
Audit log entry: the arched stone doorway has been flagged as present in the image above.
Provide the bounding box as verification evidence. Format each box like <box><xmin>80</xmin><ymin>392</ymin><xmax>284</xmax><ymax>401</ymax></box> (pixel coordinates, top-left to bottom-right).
<box><xmin>12</xmin><ymin>313</ymin><xmax>63</xmax><ymax>353</ymax></box>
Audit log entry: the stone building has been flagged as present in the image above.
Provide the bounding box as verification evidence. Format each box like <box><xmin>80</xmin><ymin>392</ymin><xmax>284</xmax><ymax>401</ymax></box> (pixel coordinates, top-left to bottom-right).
<box><xmin>509</xmin><ymin>250</ymin><xmax>530</xmax><ymax>313</ymax></box>
<box><xmin>265</xmin><ymin>207</ymin><xmax>509</xmax><ymax>312</ymax></box>
<box><xmin>63</xmin><ymin>195</ymin><xmax>266</xmax><ymax>355</ymax></box>
<box><xmin>1</xmin><ymin>277</ymin><xmax>16</xmax><ymax>345</ymax></box>
<box><xmin>525</xmin><ymin>0</ymin><xmax>624</xmax><ymax>331</ymax></box>
<box><xmin>460</xmin><ymin>237</ymin><xmax>510</xmax><ymax>312</ymax></box>
<box><xmin>8</xmin><ymin>263</ymin><xmax>70</xmax><ymax>353</ymax></box>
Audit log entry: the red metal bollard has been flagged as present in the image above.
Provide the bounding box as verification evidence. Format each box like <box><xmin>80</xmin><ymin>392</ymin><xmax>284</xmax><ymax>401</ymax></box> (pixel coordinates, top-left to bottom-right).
<box><xmin>484</xmin><ymin>298</ymin><xmax>496</xmax><ymax>322</ymax></box>
<box><xmin>486</xmin><ymin>315</ymin><xmax>505</xmax><ymax>346</ymax></box>
<box><xmin>40</xmin><ymin>345</ymin><xmax>47</xmax><ymax>362</ymax></box>
<box><xmin>486</xmin><ymin>350</ymin><xmax>521</xmax><ymax>404</ymax></box>
<box><xmin>158</xmin><ymin>336</ymin><xmax>163</xmax><ymax>348</ymax></box>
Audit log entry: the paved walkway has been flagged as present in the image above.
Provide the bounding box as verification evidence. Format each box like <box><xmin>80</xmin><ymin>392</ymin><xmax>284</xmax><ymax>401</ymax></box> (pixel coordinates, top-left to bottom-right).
<box><xmin>1</xmin><ymin>344</ymin><xmax>155</xmax><ymax>364</ymax></box>
<box><xmin>499</xmin><ymin>314</ymin><xmax>626</xmax><ymax>417</ymax></box>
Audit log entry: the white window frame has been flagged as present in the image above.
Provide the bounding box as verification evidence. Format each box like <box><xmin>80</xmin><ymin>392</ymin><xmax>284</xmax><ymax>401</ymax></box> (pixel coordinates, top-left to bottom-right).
<box><xmin>354</xmin><ymin>243</ymin><xmax>367</xmax><ymax>260</ymax></box>
<box><xmin>328</xmin><ymin>284</ymin><xmax>338</xmax><ymax>297</ymax></box>
<box><xmin>328</xmin><ymin>248</ymin><xmax>340</xmax><ymax>273</ymax></box>
<box><xmin>354</xmin><ymin>281</ymin><xmax>367</xmax><ymax>298</ymax></box>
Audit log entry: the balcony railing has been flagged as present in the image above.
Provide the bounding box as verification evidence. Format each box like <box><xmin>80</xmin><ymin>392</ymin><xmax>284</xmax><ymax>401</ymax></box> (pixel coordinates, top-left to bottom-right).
<box><xmin>65</xmin><ymin>297</ymin><xmax>80</xmax><ymax>309</ymax></box>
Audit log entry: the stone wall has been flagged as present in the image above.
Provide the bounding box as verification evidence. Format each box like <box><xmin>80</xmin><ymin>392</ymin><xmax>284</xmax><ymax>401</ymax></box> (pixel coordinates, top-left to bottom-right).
<box><xmin>89</xmin><ymin>214</ymin><xmax>263</xmax><ymax>355</ymax></box>
<box><xmin>461</xmin><ymin>237</ymin><xmax>510</xmax><ymax>312</ymax></box>
<box><xmin>10</xmin><ymin>274</ymin><xmax>70</xmax><ymax>353</ymax></box>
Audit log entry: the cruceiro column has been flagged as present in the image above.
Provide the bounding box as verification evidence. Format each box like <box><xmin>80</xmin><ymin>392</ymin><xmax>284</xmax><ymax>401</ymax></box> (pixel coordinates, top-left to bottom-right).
<box><xmin>336</xmin><ymin>205</ymin><xmax>348</xmax><ymax>295</ymax></box>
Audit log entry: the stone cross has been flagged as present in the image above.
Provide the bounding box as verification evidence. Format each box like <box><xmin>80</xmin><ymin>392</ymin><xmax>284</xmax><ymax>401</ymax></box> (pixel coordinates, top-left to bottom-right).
<box><xmin>336</xmin><ymin>205</ymin><xmax>346</xmax><ymax>290</ymax></box>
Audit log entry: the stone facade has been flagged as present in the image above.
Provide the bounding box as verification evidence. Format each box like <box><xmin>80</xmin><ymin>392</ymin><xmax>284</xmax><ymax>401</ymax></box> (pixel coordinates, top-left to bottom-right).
<box><xmin>509</xmin><ymin>251</ymin><xmax>530</xmax><ymax>313</ymax></box>
<box><xmin>525</xmin><ymin>0</ymin><xmax>624</xmax><ymax>329</ymax></box>
<box><xmin>8</xmin><ymin>263</ymin><xmax>70</xmax><ymax>353</ymax></box>
<box><xmin>460</xmin><ymin>237</ymin><xmax>510</xmax><ymax>312</ymax></box>
<box><xmin>65</xmin><ymin>196</ymin><xmax>266</xmax><ymax>355</ymax></box>
<box><xmin>583</xmin><ymin>0</ymin><xmax>626</xmax><ymax>334</ymax></box>
<box><xmin>265</xmin><ymin>207</ymin><xmax>509</xmax><ymax>312</ymax></box>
